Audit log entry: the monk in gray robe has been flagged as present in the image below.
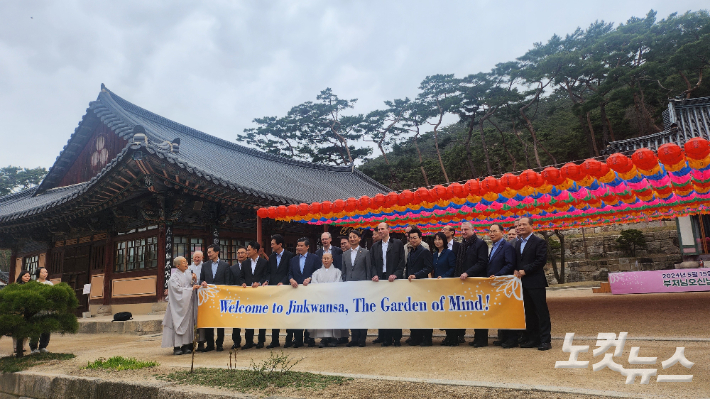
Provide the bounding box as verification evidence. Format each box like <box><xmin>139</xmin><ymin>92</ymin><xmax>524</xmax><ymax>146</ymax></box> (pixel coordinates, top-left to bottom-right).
<box><xmin>162</xmin><ymin>256</ymin><xmax>200</xmax><ymax>355</ymax></box>
<box><xmin>308</xmin><ymin>253</ymin><xmax>344</xmax><ymax>347</ymax></box>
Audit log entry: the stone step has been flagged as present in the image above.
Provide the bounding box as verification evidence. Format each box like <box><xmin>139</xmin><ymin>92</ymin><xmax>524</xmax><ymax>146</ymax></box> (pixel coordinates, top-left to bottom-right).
<box><xmin>592</xmin><ymin>281</ymin><xmax>611</xmax><ymax>294</ymax></box>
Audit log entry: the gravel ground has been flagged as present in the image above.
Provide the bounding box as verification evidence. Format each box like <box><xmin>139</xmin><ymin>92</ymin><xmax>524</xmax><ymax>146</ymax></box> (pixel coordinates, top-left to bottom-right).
<box><xmin>2</xmin><ymin>289</ymin><xmax>708</xmax><ymax>398</ymax></box>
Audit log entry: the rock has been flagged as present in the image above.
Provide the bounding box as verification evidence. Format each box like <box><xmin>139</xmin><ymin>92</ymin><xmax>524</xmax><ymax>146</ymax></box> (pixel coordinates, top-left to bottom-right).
<box><xmin>592</xmin><ymin>268</ymin><xmax>609</xmax><ymax>281</ymax></box>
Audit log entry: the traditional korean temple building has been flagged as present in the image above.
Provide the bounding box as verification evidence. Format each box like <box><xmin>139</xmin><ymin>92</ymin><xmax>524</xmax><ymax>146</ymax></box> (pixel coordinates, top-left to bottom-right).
<box><xmin>0</xmin><ymin>84</ymin><xmax>388</xmax><ymax>315</ymax></box>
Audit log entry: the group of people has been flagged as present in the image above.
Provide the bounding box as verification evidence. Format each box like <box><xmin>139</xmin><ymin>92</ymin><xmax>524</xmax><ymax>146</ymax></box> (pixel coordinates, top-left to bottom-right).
<box><xmin>161</xmin><ymin>217</ymin><xmax>552</xmax><ymax>355</ymax></box>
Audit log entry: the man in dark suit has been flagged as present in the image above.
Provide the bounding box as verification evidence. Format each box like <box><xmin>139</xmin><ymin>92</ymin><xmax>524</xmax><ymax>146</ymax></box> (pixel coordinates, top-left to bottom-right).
<box><xmin>316</xmin><ymin>232</ymin><xmax>343</xmax><ymax>271</ymax></box>
<box><xmin>406</xmin><ymin>227</ymin><xmax>434</xmax><ymax>346</ymax></box>
<box><xmin>199</xmin><ymin>244</ymin><xmax>230</xmax><ymax>352</ymax></box>
<box><xmin>227</xmin><ymin>247</ymin><xmax>247</xmax><ymax>349</ymax></box>
<box><xmin>288</xmin><ymin>237</ymin><xmax>321</xmax><ymax>348</ymax></box>
<box><xmin>370</xmin><ymin>222</ymin><xmax>405</xmax><ymax>347</ymax></box>
<box><xmin>485</xmin><ymin>224</ymin><xmax>517</xmax><ymax>348</ymax></box>
<box><xmin>342</xmin><ymin>230</ymin><xmax>371</xmax><ymax>347</ymax></box>
<box><xmin>262</xmin><ymin>234</ymin><xmax>294</xmax><ymax>348</ymax></box>
<box><xmin>240</xmin><ymin>241</ymin><xmax>270</xmax><ymax>349</ymax></box>
<box><xmin>458</xmin><ymin>221</ymin><xmax>490</xmax><ymax>347</ymax></box>
<box><xmin>514</xmin><ymin>217</ymin><xmax>551</xmax><ymax>351</ymax></box>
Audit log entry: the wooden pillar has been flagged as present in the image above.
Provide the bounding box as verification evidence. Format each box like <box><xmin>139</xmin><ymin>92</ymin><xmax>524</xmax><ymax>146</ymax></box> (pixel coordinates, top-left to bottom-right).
<box><xmin>256</xmin><ymin>216</ymin><xmax>263</xmax><ymax>246</ymax></box>
<box><xmin>103</xmin><ymin>235</ymin><xmax>113</xmax><ymax>305</ymax></box>
<box><xmin>9</xmin><ymin>248</ymin><xmax>17</xmax><ymax>283</ymax></box>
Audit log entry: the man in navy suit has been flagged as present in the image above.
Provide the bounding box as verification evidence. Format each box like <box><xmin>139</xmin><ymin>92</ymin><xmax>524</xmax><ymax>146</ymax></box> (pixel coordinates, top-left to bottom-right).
<box><xmin>199</xmin><ymin>244</ymin><xmax>230</xmax><ymax>352</ymax></box>
<box><xmin>406</xmin><ymin>227</ymin><xmax>434</xmax><ymax>346</ymax></box>
<box><xmin>287</xmin><ymin>237</ymin><xmax>321</xmax><ymax>348</ymax></box>
<box><xmin>315</xmin><ymin>232</ymin><xmax>343</xmax><ymax>271</ymax></box>
<box><xmin>458</xmin><ymin>221</ymin><xmax>489</xmax><ymax>347</ymax></box>
<box><xmin>240</xmin><ymin>241</ymin><xmax>270</xmax><ymax>349</ymax></box>
<box><xmin>485</xmin><ymin>224</ymin><xmax>517</xmax><ymax>348</ymax></box>
<box><xmin>514</xmin><ymin>217</ymin><xmax>552</xmax><ymax>351</ymax></box>
<box><xmin>262</xmin><ymin>234</ymin><xmax>294</xmax><ymax>348</ymax></box>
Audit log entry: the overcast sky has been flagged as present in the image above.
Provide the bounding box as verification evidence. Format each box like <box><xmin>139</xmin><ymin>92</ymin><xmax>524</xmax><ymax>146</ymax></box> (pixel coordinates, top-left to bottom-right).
<box><xmin>0</xmin><ymin>1</ymin><xmax>707</xmax><ymax>169</ymax></box>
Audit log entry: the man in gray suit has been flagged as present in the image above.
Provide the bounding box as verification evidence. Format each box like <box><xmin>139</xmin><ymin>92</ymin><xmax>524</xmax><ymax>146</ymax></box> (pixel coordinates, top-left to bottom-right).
<box><xmin>342</xmin><ymin>230</ymin><xmax>372</xmax><ymax>347</ymax></box>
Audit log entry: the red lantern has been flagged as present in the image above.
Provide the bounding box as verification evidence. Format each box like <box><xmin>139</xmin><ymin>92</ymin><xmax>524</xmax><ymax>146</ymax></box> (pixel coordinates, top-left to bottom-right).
<box><xmin>657</xmin><ymin>143</ymin><xmax>684</xmax><ymax>165</ymax></box>
<box><xmin>287</xmin><ymin>204</ymin><xmax>299</xmax><ymax>216</ymax></box>
<box><xmin>631</xmin><ymin>148</ymin><xmax>658</xmax><ymax>170</ymax></box>
<box><xmin>481</xmin><ymin>176</ymin><xmax>502</xmax><ymax>194</ymax></box>
<box><xmin>257</xmin><ymin>208</ymin><xmax>268</xmax><ymax>218</ymax></box>
<box><xmin>298</xmin><ymin>203</ymin><xmax>310</xmax><ymax>216</ymax></box>
<box><xmin>385</xmin><ymin>192</ymin><xmax>399</xmax><ymax>208</ymax></box>
<box><xmin>581</xmin><ymin>159</ymin><xmax>605</xmax><ymax>178</ymax></box>
<box><xmin>685</xmin><ymin>137</ymin><xmax>710</xmax><ymax>160</ymax></box>
<box><xmin>449</xmin><ymin>182</ymin><xmax>466</xmax><ymax>198</ymax></box>
<box><xmin>414</xmin><ymin>187</ymin><xmax>431</xmax><ymax>203</ymax></box>
<box><xmin>320</xmin><ymin>201</ymin><xmax>332</xmax><ymax>214</ymax></box>
<box><xmin>561</xmin><ymin>162</ymin><xmax>585</xmax><ymax>181</ymax></box>
<box><xmin>309</xmin><ymin>202</ymin><xmax>322</xmax><ymax>214</ymax></box>
<box><xmin>464</xmin><ymin>179</ymin><xmax>480</xmax><ymax>196</ymax></box>
<box><xmin>606</xmin><ymin>153</ymin><xmax>634</xmax><ymax>173</ymax></box>
<box><xmin>398</xmin><ymin>190</ymin><xmax>414</xmax><ymax>206</ymax></box>
<box><xmin>599</xmin><ymin>163</ymin><xmax>610</xmax><ymax>177</ymax></box>
<box><xmin>267</xmin><ymin>207</ymin><xmax>278</xmax><ymax>219</ymax></box>
<box><xmin>345</xmin><ymin>197</ymin><xmax>358</xmax><ymax>212</ymax></box>
<box><xmin>520</xmin><ymin>170</ymin><xmax>543</xmax><ymax>188</ymax></box>
<box><xmin>500</xmin><ymin>173</ymin><xmax>521</xmax><ymax>190</ymax></box>
<box><xmin>332</xmin><ymin>199</ymin><xmax>345</xmax><ymax>213</ymax></box>
<box><xmin>372</xmin><ymin>193</ymin><xmax>386</xmax><ymax>208</ymax></box>
<box><xmin>277</xmin><ymin>205</ymin><xmax>287</xmax><ymax>218</ymax></box>
<box><xmin>358</xmin><ymin>195</ymin><xmax>371</xmax><ymax>211</ymax></box>
<box><xmin>541</xmin><ymin>167</ymin><xmax>565</xmax><ymax>185</ymax></box>
<box><xmin>432</xmin><ymin>185</ymin><xmax>450</xmax><ymax>200</ymax></box>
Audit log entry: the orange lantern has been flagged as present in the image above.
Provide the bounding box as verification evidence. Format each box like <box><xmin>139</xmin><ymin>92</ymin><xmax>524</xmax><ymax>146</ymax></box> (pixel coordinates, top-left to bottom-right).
<box><xmin>309</xmin><ymin>202</ymin><xmax>322</xmax><ymax>214</ymax></box>
<box><xmin>464</xmin><ymin>179</ymin><xmax>480</xmax><ymax>196</ymax></box>
<box><xmin>606</xmin><ymin>153</ymin><xmax>634</xmax><ymax>173</ymax></box>
<box><xmin>449</xmin><ymin>182</ymin><xmax>466</xmax><ymax>198</ymax></box>
<box><xmin>518</xmin><ymin>169</ymin><xmax>542</xmax><ymax>187</ymax></box>
<box><xmin>631</xmin><ymin>148</ymin><xmax>658</xmax><ymax>170</ymax></box>
<box><xmin>541</xmin><ymin>166</ymin><xmax>565</xmax><ymax>185</ymax></box>
<box><xmin>414</xmin><ymin>187</ymin><xmax>431</xmax><ymax>203</ymax></box>
<box><xmin>358</xmin><ymin>195</ymin><xmax>371</xmax><ymax>211</ymax></box>
<box><xmin>257</xmin><ymin>208</ymin><xmax>268</xmax><ymax>218</ymax></box>
<box><xmin>298</xmin><ymin>203</ymin><xmax>310</xmax><ymax>216</ymax></box>
<box><xmin>320</xmin><ymin>201</ymin><xmax>332</xmax><ymax>214</ymax></box>
<box><xmin>580</xmin><ymin>159</ymin><xmax>605</xmax><ymax>178</ymax></box>
<box><xmin>371</xmin><ymin>193</ymin><xmax>386</xmax><ymax>208</ymax></box>
<box><xmin>345</xmin><ymin>197</ymin><xmax>358</xmax><ymax>212</ymax></box>
<box><xmin>561</xmin><ymin>162</ymin><xmax>585</xmax><ymax>181</ymax></box>
<box><xmin>267</xmin><ymin>207</ymin><xmax>278</xmax><ymax>219</ymax></box>
<box><xmin>481</xmin><ymin>176</ymin><xmax>502</xmax><ymax>194</ymax></box>
<box><xmin>500</xmin><ymin>173</ymin><xmax>521</xmax><ymax>190</ymax></box>
<box><xmin>332</xmin><ymin>199</ymin><xmax>345</xmax><ymax>213</ymax></box>
<box><xmin>287</xmin><ymin>204</ymin><xmax>299</xmax><ymax>217</ymax></box>
<box><xmin>657</xmin><ymin>143</ymin><xmax>684</xmax><ymax>165</ymax></box>
<box><xmin>385</xmin><ymin>192</ymin><xmax>399</xmax><ymax>208</ymax></box>
<box><xmin>685</xmin><ymin>137</ymin><xmax>710</xmax><ymax>160</ymax></box>
<box><xmin>398</xmin><ymin>190</ymin><xmax>414</xmax><ymax>206</ymax></box>
<box><xmin>432</xmin><ymin>185</ymin><xmax>450</xmax><ymax>200</ymax></box>
<box><xmin>277</xmin><ymin>205</ymin><xmax>287</xmax><ymax>218</ymax></box>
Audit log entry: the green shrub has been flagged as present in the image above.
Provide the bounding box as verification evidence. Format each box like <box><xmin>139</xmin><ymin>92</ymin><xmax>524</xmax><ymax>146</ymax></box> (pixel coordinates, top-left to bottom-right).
<box><xmin>616</xmin><ymin>229</ymin><xmax>647</xmax><ymax>257</ymax></box>
<box><xmin>84</xmin><ymin>356</ymin><xmax>158</xmax><ymax>371</ymax></box>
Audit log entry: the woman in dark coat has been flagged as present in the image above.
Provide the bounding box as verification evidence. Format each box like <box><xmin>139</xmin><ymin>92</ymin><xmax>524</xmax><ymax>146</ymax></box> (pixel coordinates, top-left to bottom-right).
<box><xmin>432</xmin><ymin>232</ymin><xmax>458</xmax><ymax>346</ymax></box>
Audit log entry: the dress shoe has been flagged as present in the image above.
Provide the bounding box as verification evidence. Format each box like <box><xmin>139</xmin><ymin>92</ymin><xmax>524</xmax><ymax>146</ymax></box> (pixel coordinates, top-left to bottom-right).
<box><xmin>231</xmin><ymin>344</ymin><xmax>241</xmax><ymax>350</ymax></box>
<box><xmin>327</xmin><ymin>341</ymin><xmax>338</xmax><ymax>347</ymax></box>
<box><xmin>284</xmin><ymin>341</ymin><xmax>293</xmax><ymax>348</ymax></box>
<box><xmin>255</xmin><ymin>342</ymin><xmax>264</xmax><ymax>349</ymax></box>
<box><xmin>307</xmin><ymin>340</ymin><xmax>316</xmax><ymax>347</ymax></box>
<box><xmin>501</xmin><ymin>340</ymin><xmax>519</xmax><ymax>349</ymax></box>
<box><xmin>458</xmin><ymin>336</ymin><xmax>466</xmax><ymax>344</ymax></box>
<box><xmin>182</xmin><ymin>348</ymin><xmax>192</xmax><ymax>355</ymax></box>
<box><xmin>216</xmin><ymin>346</ymin><xmax>224</xmax><ymax>352</ymax></box>
<box><xmin>404</xmin><ymin>338</ymin><xmax>413</xmax><ymax>344</ymax></box>
<box><xmin>538</xmin><ymin>342</ymin><xmax>552</xmax><ymax>351</ymax></box>
<box><xmin>372</xmin><ymin>338</ymin><xmax>383</xmax><ymax>344</ymax></box>
<box><xmin>407</xmin><ymin>340</ymin><xmax>422</xmax><ymax>346</ymax></box>
<box><xmin>173</xmin><ymin>348</ymin><xmax>183</xmax><ymax>355</ymax></box>
<box><xmin>471</xmin><ymin>341</ymin><xmax>488</xmax><ymax>348</ymax></box>
<box><xmin>493</xmin><ymin>340</ymin><xmax>503</xmax><ymax>346</ymax></box>
<box><xmin>200</xmin><ymin>346</ymin><xmax>215</xmax><ymax>352</ymax></box>
<box><xmin>338</xmin><ymin>337</ymin><xmax>349</xmax><ymax>344</ymax></box>
<box><xmin>520</xmin><ymin>340</ymin><xmax>541</xmax><ymax>348</ymax></box>
<box><xmin>420</xmin><ymin>340</ymin><xmax>433</xmax><ymax>347</ymax></box>
<box><xmin>346</xmin><ymin>341</ymin><xmax>357</xmax><ymax>347</ymax></box>
<box><xmin>241</xmin><ymin>342</ymin><xmax>255</xmax><ymax>350</ymax></box>
<box><xmin>381</xmin><ymin>342</ymin><xmax>392</xmax><ymax>347</ymax></box>
<box><xmin>358</xmin><ymin>342</ymin><xmax>366</xmax><ymax>347</ymax></box>
<box><xmin>293</xmin><ymin>341</ymin><xmax>304</xmax><ymax>348</ymax></box>
<box><xmin>197</xmin><ymin>342</ymin><xmax>205</xmax><ymax>351</ymax></box>
<box><xmin>393</xmin><ymin>340</ymin><xmax>401</xmax><ymax>347</ymax></box>
<box><xmin>266</xmin><ymin>342</ymin><xmax>280</xmax><ymax>349</ymax></box>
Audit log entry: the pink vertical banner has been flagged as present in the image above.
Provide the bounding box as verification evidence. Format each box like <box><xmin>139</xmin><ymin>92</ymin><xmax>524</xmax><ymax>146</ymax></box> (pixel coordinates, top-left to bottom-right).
<box><xmin>608</xmin><ymin>268</ymin><xmax>710</xmax><ymax>294</ymax></box>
